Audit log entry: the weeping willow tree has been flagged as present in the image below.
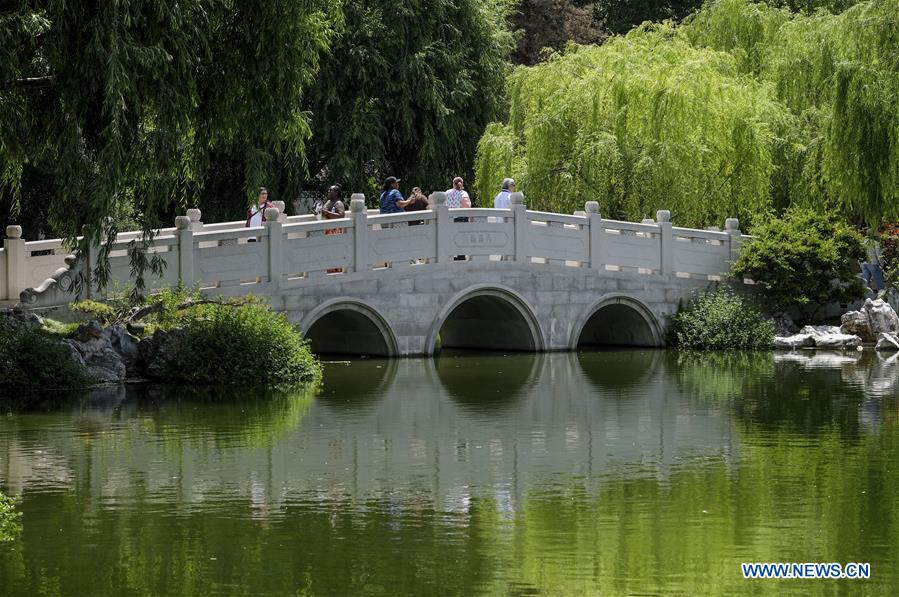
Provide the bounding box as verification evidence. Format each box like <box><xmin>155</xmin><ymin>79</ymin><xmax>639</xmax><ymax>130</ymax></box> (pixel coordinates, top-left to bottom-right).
<box><xmin>475</xmin><ymin>23</ymin><xmax>786</xmax><ymax>227</ymax></box>
<box><xmin>476</xmin><ymin>0</ymin><xmax>899</xmax><ymax>229</ymax></box>
<box><xmin>0</xmin><ymin>1</ymin><xmax>340</xmax><ymax>292</ymax></box>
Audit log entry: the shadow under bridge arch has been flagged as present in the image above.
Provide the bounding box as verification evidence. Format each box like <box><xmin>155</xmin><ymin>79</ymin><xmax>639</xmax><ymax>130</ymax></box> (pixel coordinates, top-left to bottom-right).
<box><xmin>302</xmin><ymin>299</ymin><xmax>398</xmax><ymax>357</ymax></box>
<box><xmin>428</xmin><ymin>285</ymin><xmax>544</xmax><ymax>354</ymax></box>
<box><xmin>573</xmin><ymin>294</ymin><xmax>663</xmax><ymax>348</ymax></box>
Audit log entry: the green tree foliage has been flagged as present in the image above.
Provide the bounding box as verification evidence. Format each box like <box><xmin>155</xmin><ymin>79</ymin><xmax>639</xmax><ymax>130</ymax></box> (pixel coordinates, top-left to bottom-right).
<box><xmin>732</xmin><ymin>207</ymin><xmax>865</xmax><ymax>320</ymax></box>
<box><xmin>0</xmin><ymin>1</ymin><xmax>340</xmax><ymax>288</ymax></box>
<box><xmin>305</xmin><ymin>0</ymin><xmax>515</xmax><ymax>200</ymax></box>
<box><xmin>475</xmin><ymin>25</ymin><xmax>785</xmax><ymax>226</ymax></box>
<box><xmin>596</xmin><ymin>0</ymin><xmax>704</xmax><ymax>35</ymax></box>
<box><xmin>667</xmin><ymin>286</ymin><xmax>775</xmax><ymax>349</ymax></box>
<box><xmin>0</xmin><ymin>320</ymin><xmax>93</xmax><ymax>393</ymax></box>
<box><xmin>476</xmin><ymin>0</ymin><xmax>899</xmax><ymax>228</ymax></box>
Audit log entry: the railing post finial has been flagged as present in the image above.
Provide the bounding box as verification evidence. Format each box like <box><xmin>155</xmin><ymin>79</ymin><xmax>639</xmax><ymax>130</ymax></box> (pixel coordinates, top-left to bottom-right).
<box><xmin>725</xmin><ymin>218</ymin><xmax>740</xmax><ymax>233</ymax></box>
<box><xmin>585</xmin><ymin>201</ymin><xmax>599</xmax><ymax>216</ymax></box>
<box><xmin>510</xmin><ymin>191</ymin><xmax>525</xmax><ymax>206</ymax></box>
<box><xmin>350</xmin><ymin>194</ymin><xmax>366</xmax><ymax>213</ymax></box>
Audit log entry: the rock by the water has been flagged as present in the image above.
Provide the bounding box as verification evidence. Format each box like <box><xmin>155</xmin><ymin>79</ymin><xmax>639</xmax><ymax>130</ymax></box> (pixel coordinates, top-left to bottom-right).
<box><xmin>773</xmin><ymin>334</ymin><xmax>815</xmax><ymax>350</ymax></box>
<box><xmin>875</xmin><ymin>332</ymin><xmax>899</xmax><ymax>352</ymax></box>
<box><xmin>65</xmin><ymin>320</ymin><xmax>131</xmax><ymax>383</ymax></box>
<box><xmin>82</xmin><ymin>348</ymin><xmax>128</xmax><ymax>382</ymax></box>
<box><xmin>138</xmin><ymin>328</ymin><xmax>186</xmax><ymax>379</ymax></box>
<box><xmin>107</xmin><ymin>325</ymin><xmax>142</xmax><ymax>376</ymax></box>
<box><xmin>73</xmin><ymin>319</ymin><xmax>105</xmax><ymax>342</ymax></box>
<box><xmin>840</xmin><ymin>298</ymin><xmax>899</xmax><ymax>343</ymax></box>
<box><xmin>799</xmin><ymin>325</ymin><xmax>842</xmax><ymax>336</ymax></box>
<box><xmin>1</xmin><ymin>307</ymin><xmax>43</xmax><ymax>330</ymax></box>
<box><xmin>813</xmin><ymin>333</ymin><xmax>862</xmax><ymax>350</ymax></box>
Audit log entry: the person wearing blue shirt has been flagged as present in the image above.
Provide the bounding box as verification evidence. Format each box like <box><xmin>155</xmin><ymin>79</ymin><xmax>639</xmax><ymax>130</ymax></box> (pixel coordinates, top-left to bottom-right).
<box><xmin>379</xmin><ymin>176</ymin><xmax>413</xmax><ymax>213</ymax></box>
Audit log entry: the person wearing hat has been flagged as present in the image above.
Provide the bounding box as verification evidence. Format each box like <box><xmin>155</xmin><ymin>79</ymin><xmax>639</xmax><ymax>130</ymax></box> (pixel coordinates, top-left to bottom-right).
<box><xmin>379</xmin><ymin>176</ymin><xmax>414</xmax><ymax>214</ymax></box>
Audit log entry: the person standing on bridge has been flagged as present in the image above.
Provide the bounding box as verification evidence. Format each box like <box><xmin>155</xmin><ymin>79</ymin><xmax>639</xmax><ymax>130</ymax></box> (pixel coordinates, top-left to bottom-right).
<box><xmin>245</xmin><ymin>187</ymin><xmax>274</xmax><ymax>242</ymax></box>
<box><xmin>493</xmin><ymin>178</ymin><xmax>515</xmax><ymax>210</ymax></box>
<box><xmin>445</xmin><ymin>177</ymin><xmax>472</xmax><ymax>261</ymax></box>
<box><xmin>445</xmin><ymin>177</ymin><xmax>471</xmax><ymax>211</ymax></box>
<box><xmin>379</xmin><ymin>176</ymin><xmax>414</xmax><ymax>214</ymax></box>
<box><xmin>319</xmin><ymin>185</ymin><xmax>346</xmax><ymax>273</ymax></box>
<box><xmin>405</xmin><ymin>186</ymin><xmax>429</xmax><ymax>226</ymax></box>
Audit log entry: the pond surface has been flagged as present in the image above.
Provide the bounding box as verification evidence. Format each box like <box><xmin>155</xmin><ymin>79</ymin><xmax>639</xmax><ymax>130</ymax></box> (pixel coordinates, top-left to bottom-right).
<box><xmin>1</xmin><ymin>349</ymin><xmax>898</xmax><ymax>595</ymax></box>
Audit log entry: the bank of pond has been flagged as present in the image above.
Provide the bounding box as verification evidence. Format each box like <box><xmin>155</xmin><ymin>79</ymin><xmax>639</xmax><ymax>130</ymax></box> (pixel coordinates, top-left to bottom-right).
<box><xmin>3</xmin><ymin>283</ymin><xmax>899</xmax><ymax>403</ymax></box>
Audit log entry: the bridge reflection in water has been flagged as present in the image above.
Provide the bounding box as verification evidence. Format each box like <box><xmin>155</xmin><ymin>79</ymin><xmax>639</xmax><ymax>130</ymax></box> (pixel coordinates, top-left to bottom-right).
<box><xmin>5</xmin><ymin>351</ymin><xmax>899</xmax><ymax>594</ymax></box>
<box><xmin>0</xmin><ymin>352</ymin><xmax>737</xmax><ymax>509</ymax></box>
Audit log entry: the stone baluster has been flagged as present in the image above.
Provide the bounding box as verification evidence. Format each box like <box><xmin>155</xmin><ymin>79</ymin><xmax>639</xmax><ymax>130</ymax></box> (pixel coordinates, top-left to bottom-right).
<box><xmin>4</xmin><ymin>225</ymin><xmax>24</xmax><ymax>300</ymax></box>
<box><xmin>186</xmin><ymin>208</ymin><xmax>203</xmax><ymax>233</ymax></box>
<box><xmin>585</xmin><ymin>202</ymin><xmax>605</xmax><ymax>270</ymax></box>
<box><xmin>175</xmin><ymin>215</ymin><xmax>195</xmax><ymax>288</ymax></box>
<box><xmin>657</xmin><ymin>209</ymin><xmax>673</xmax><ymax>276</ymax></box>
<box><xmin>511</xmin><ymin>192</ymin><xmax>527</xmax><ymax>262</ymax></box>
<box><xmin>272</xmin><ymin>200</ymin><xmax>287</xmax><ymax>223</ymax></box>
<box><xmin>350</xmin><ymin>194</ymin><xmax>368</xmax><ymax>273</ymax></box>
<box><xmin>725</xmin><ymin>217</ymin><xmax>742</xmax><ymax>265</ymax></box>
<box><xmin>265</xmin><ymin>207</ymin><xmax>283</xmax><ymax>288</ymax></box>
<box><xmin>430</xmin><ymin>191</ymin><xmax>450</xmax><ymax>263</ymax></box>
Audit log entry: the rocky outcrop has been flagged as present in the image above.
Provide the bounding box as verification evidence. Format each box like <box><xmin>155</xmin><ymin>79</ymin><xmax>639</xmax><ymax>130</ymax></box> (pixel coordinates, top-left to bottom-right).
<box><xmin>1</xmin><ymin>307</ymin><xmax>43</xmax><ymax>330</ymax></box>
<box><xmin>137</xmin><ymin>328</ymin><xmax>185</xmax><ymax>379</ymax></box>
<box><xmin>63</xmin><ymin>321</ymin><xmax>143</xmax><ymax>383</ymax></box>
<box><xmin>773</xmin><ymin>334</ymin><xmax>815</xmax><ymax>350</ymax></box>
<box><xmin>773</xmin><ymin>325</ymin><xmax>861</xmax><ymax>351</ymax></box>
<box><xmin>799</xmin><ymin>325</ymin><xmax>842</xmax><ymax>336</ymax></box>
<box><xmin>813</xmin><ymin>333</ymin><xmax>862</xmax><ymax>350</ymax></box>
<box><xmin>774</xmin><ymin>300</ymin><xmax>899</xmax><ymax>351</ymax></box>
<box><xmin>875</xmin><ymin>332</ymin><xmax>899</xmax><ymax>352</ymax></box>
<box><xmin>840</xmin><ymin>298</ymin><xmax>899</xmax><ymax>343</ymax></box>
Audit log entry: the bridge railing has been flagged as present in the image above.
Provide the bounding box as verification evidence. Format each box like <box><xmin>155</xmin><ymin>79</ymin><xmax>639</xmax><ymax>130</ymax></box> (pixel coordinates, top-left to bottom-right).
<box><xmin>7</xmin><ymin>193</ymin><xmax>746</xmax><ymax>307</ymax></box>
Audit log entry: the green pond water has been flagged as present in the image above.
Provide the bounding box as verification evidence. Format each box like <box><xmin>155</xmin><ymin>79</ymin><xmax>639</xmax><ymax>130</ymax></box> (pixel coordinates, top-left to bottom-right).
<box><xmin>0</xmin><ymin>349</ymin><xmax>898</xmax><ymax>595</ymax></box>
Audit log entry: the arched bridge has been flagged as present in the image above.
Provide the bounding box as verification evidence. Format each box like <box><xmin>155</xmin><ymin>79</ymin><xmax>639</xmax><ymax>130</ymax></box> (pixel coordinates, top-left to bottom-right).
<box><xmin>3</xmin><ymin>193</ymin><xmax>746</xmax><ymax>356</ymax></box>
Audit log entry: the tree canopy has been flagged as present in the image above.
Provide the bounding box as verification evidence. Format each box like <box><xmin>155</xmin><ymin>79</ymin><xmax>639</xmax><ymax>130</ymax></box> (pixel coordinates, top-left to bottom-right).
<box><xmin>475</xmin><ymin>0</ymin><xmax>899</xmax><ymax>229</ymax></box>
<box><xmin>304</xmin><ymin>0</ymin><xmax>515</xmax><ymax>201</ymax></box>
<box><xmin>1</xmin><ymin>0</ymin><xmax>340</xmax><ymax>288</ymax></box>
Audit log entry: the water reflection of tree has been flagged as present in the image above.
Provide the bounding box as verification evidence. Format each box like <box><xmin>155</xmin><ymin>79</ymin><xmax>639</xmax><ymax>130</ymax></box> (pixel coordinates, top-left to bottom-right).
<box><xmin>433</xmin><ymin>353</ymin><xmax>541</xmax><ymax>415</ymax></box>
<box><xmin>129</xmin><ymin>384</ymin><xmax>318</xmax><ymax>447</ymax></box>
<box><xmin>674</xmin><ymin>351</ymin><xmax>871</xmax><ymax>436</ymax></box>
<box><xmin>7</xmin><ymin>422</ymin><xmax>899</xmax><ymax>595</ymax></box>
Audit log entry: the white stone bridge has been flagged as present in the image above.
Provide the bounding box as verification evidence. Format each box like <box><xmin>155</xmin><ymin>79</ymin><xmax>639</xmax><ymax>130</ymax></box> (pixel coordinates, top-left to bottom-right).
<box><xmin>2</xmin><ymin>193</ymin><xmax>745</xmax><ymax>356</ymax></box>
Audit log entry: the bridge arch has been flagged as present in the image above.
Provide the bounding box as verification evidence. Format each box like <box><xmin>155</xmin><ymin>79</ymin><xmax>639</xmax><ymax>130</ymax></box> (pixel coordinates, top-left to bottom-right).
<box><xmin>426</xmin><ymin>285</ymin><xmax>544</xmax><ymax>354</ymax></box>
<box><xmin>571</xmin><ymin>294</ymin><xmax>663</xmax><ymax>348</ymax></box>
<box><xmin>301</xmin><ymin>298</ymin><xmax>398</xmax><ymax>357</ymax></box>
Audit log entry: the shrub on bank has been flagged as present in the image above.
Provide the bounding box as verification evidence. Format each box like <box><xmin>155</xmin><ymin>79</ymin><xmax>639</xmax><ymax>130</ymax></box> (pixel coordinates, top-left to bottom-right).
<box><xmin>0</xmin><ymin>321</ymin><xmax>93</xmax><ymax>393</ymax></box>
<box><xmin>732</xmin><ymin>208</ymin><xmax>865</xmax><ymax>322</ymax></box>
<box><xmin>153</xmin><ymin>302</ymin><xmax>320</xmax><ymax>385</ymax></box>
<box><xmin>668</xmin><ymin>286</ymin><xmax>774</xmax><ymax>350</ymax></box>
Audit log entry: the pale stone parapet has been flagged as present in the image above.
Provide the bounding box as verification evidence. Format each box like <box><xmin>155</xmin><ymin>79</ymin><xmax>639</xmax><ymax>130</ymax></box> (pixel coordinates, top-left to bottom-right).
<box><xmin>7</xmin><ymin>192</ymin><xmax>746</xmax><ymax>306</ymax></box>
